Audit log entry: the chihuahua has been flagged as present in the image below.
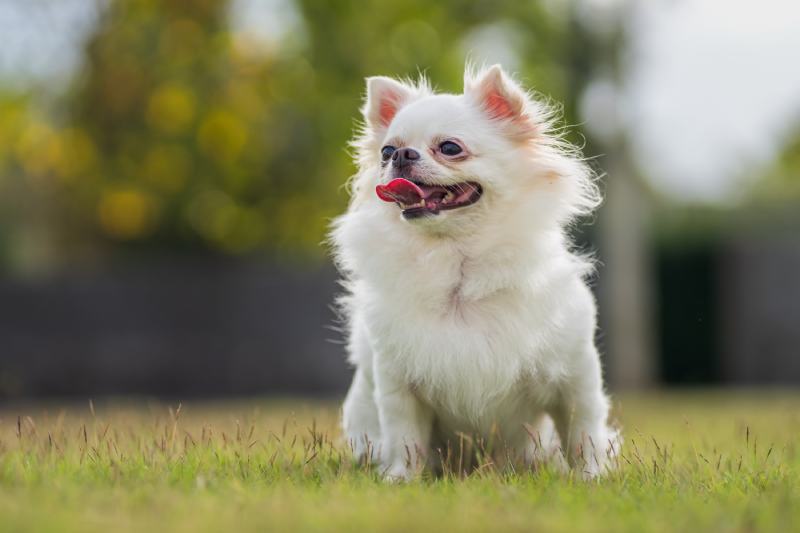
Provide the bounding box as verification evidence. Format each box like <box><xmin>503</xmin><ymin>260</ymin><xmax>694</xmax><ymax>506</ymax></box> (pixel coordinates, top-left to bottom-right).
<box><xmin>331</xmin><ymin>65</ymin><xmax>619</xmax><ymax>480</ymax></box>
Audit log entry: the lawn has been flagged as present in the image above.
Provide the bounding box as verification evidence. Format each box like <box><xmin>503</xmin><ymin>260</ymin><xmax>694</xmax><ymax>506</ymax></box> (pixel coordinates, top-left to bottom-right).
<box><xmin>0</xmin><ymin>391</ymin><xmax>798</xmax><ymax>532</ymax></box>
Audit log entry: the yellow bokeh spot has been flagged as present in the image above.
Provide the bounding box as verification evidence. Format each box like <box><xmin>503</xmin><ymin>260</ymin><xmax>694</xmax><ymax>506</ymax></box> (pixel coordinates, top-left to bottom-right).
<box><xmin>147</xmin><ymin>83</ymin><xmax>196</xmax><ymax>135</ymax></box>
<box><xmin>15</xmin><ymin>121</ymin><xmax>56</xmax><ymax>178</ymax></box>
<box><xmin>143</xmin><ymin>144</ymin><xmax>190</xmax><ymax>191</ymax></box>
<box><xmin>97</xmin><ymin>188</ymin><xmax>157</xmax><ymax>239</ymax></box>
<box><xmin>184</xmin><ymin>190</ymin><xmax>265</xmax><ymax>252</ymax></box>
<box><xmin>197</xmin><ymin>109</ymin><xmax>248</xmax><ymax>164</ymax></box>
<box><xmin>55</xmin><ymin>129</ymin><xmax>97</xmax><ymax>182</ymax></box>
<box><xmin>224</xmin><ymin>81</ymin><xmax>264</xmax><ymax>117</ymax></box>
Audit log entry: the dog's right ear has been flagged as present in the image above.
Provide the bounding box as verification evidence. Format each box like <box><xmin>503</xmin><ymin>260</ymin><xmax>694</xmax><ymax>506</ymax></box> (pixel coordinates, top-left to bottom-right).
<box><xmin>363</xmin><ymin>77</ymin><xmax>415</xmax><ymax>131</ymax></box>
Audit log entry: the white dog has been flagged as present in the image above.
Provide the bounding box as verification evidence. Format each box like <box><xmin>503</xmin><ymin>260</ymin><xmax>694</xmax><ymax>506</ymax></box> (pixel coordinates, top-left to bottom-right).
<box><xmin>331</xmin><ymin>65</ymin><xmax>618</xmax><ymax>481</ymax></box>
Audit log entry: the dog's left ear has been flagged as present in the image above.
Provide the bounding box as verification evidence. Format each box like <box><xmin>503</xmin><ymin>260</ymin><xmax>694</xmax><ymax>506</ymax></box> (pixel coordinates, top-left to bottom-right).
<box><xmin>464</xmin><ymin>65</ymin><xmax>536</xmax><ymax>140</ymax></box>
<box><xmin>363</xmin><ymin>76</ymin><xmax>415</xmax><ymax>132</ymax></box>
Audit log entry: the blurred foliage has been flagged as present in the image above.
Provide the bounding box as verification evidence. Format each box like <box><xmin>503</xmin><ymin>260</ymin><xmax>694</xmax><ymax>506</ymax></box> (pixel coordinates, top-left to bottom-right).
<box><xmin>654</xmin><ymin>126</ymin><xmax>800</xmax><ymax>248</ymax></box>
<box><xmin>0</xmin><ymin>0</ymin><xmax>795</xmax><ymax>268</ymax></box>
<box><xmin>0</xmin><ymin>0</ymin><xmax>600</xmax><ymax>268</ymax></box>
<box><xmin>750</xmin><ymin>127</ymin><xmax>800</xmax><ymax>203</ymax></box>
<box><xmin>44</xmin><ymin>0</ymin><xmax>329</xmax><ymax>257</ymax></box>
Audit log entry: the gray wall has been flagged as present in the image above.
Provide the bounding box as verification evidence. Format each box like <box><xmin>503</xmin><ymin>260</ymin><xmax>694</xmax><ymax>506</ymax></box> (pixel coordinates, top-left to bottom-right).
<box><xmin>0</xmin><ymin>259</ymin><xmax>352</xmax><ymax>398</ymax></box>
<box><xmin>719</xmin><ymin>238</ymin><xmax>800</xmax><ymax>384</ymax></box>
<box><xmin>2</xmin><ymin>238</ymin><xmax>799</xmax><ymax>399</ymax></box>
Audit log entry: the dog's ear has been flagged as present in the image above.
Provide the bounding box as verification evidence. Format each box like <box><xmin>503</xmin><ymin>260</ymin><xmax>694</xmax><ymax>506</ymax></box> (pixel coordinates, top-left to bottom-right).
<box><xmin>363</xmin><ymin>76</ymin><xmax>415</xmax><ymax>131</ymax></box>
<box><xmin>464</xmin><ymin>65</ymin><xmax>536</xmax><ymax>140</ymax></box>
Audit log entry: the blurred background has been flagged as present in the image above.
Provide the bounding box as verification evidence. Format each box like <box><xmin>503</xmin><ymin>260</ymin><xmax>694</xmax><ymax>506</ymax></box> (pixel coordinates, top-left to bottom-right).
<box><xmin>0</xmin><ymin>0</ymin><xmax>798</xmax><ymax>400</ymax></box>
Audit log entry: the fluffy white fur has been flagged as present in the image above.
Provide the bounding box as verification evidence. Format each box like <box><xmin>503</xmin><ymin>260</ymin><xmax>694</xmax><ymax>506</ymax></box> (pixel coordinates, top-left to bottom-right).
<box><xmin>330</xmin><ymin>65</ymin><xmax>619</xmax><ymax>481</ymax></box>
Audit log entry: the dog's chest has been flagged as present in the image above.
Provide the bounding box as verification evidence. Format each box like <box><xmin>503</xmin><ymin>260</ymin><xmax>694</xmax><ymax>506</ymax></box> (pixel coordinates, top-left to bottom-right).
<box><xmin>370</xmin><ymin>277</ymin><xmax>565</xmax><ymax>416</ymax></box>
<box><xmin>360</xmin><ymin>239</ymin><xmax>571</xmax><ymax>417</ymax></box>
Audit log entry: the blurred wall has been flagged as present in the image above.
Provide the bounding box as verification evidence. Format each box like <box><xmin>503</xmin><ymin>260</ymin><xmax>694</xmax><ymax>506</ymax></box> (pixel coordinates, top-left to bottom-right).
<box><xmin>0</xmin><ymin>260</ymin><xmax>351</xmax><ymax>398</ymax></box>
<box><xmin>719</xmin><ymin>238</ymin><xmax>800</xmax><ymax>384</ymax></box>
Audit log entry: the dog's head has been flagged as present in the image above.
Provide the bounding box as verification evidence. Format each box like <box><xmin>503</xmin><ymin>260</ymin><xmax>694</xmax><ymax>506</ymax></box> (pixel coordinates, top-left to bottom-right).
<box><xmin>350</xmin><ymin>65</ymin><xmax>599</xmax><ymax>237</ymax></box>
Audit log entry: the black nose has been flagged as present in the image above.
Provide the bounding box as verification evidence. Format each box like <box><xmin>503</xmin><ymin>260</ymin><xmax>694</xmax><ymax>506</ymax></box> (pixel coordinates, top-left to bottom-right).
<box><xmin>391</xmin><ymin>147</ymin><xmax>421</xmax><ymax>168</ymax></box>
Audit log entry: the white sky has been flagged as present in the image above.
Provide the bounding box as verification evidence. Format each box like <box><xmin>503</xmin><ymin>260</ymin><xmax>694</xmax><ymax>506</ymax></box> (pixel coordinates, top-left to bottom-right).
<box><xmin>1</xmin><ymin>0</ymin><xmax>799</xmax><ymax>204</ymax></box>
<box><xmin>621</xmin><ymin>0</ymin><xmax>800</xmax><ymax>203</ymax></box>
<box><xmin>0</xmin><ymin>0</ymin><xmax>102</xmax><ymax>88</ymax></box>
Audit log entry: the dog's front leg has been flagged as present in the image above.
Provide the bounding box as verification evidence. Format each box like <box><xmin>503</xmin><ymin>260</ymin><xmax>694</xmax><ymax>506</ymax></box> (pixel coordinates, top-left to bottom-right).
<box><xmin>342</xmin><ymin>367</ymin><xmax>381</xmax><ymax>462</ymax></box>
<box><xmin>552</xmin><ymin>345</ymin><xmax>619</xmax><ymax>479</ymax></box>
<box><xmin>374</xmin><ymin>356</ymin><xmax>433</xmax><ymax>482</ymax></box>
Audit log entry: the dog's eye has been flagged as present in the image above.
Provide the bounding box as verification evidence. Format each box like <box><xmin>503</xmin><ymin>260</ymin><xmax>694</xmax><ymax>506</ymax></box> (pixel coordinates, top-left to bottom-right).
<box><xmin>381</xmin><ymin>145</ymin><xmax>396</xmax><ymax>161</ymax></box>
<box><xmin>439</xmin><ymin>141</ymin><xmax>462</xmax><ymax>156</ymax></box>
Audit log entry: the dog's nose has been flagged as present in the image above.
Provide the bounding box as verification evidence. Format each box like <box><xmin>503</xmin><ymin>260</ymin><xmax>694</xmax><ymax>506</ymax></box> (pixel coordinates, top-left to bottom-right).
<box><xmin>391</xmin><ymin>147</ymin><xmax>421</xmax><ymax>168</ymax></box>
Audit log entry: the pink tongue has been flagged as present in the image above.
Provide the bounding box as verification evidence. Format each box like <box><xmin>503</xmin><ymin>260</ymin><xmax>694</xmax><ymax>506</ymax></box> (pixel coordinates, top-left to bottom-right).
<box><xmin>375</xmin><ymin>178</ymin><xmax>424</xmax><ymax>205</ymax></box>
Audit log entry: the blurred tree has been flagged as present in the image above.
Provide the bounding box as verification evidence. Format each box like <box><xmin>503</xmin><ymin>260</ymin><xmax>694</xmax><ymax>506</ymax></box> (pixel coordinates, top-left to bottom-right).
<box><xmin>652</xmin><ymin>123</ymin><xmax>800</xmax><ymax>247</ymax></box>
<box><xmin>58</xmin><ymin>0</ymin><xmax>336</xmax><ymax>257</ymax></box>
<box><xmin>74</xmin><ymin>0</ymin><xmax>584</xmax><ymax>259</ymax></box>
<box><xmin>295</xmin><ymin>0</ymin><xmax>579</xmax><ymax>147</ymax></box>
<box><xmin>0</xmin><ymin>90</ymin><xmax>78</xmax><ymax>274</ymax></box>
<box><xmin>750</xmin><ymin>127</ymin><xmax>800</xmax><ymax>203</ymax></box>
<box><xmin>0</xmin><ymin>0</ymin><xmax>593</xmax><ymax>265</ymax></box>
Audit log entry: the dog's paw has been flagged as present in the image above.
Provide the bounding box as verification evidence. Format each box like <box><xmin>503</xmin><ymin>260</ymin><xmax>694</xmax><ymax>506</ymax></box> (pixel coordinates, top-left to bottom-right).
<box><xmin>382</xmin><ymin>461</ymin><xmax>414</xmax><ymax>483</ymax></box>
<box><xmin>580</xmin><ymin>458</ymin><xmax>609</xmax><ymax>480</ymax></box>
<box><xmin>347</xmin><ymin>434</ymin><xmax>379</xmax><ymax>464</ymax></box>
<box><xmin>578</xmin><ymin>427</ymin><xmax>622</xmax><ymax>480</ymax></box>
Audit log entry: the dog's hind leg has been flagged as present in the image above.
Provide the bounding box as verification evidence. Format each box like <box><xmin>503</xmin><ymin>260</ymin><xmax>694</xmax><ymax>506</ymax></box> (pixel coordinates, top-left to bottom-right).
<box><xmin>521</xmin><ymin>415</ymin><xmax>568</xmax><ymax>473</ymax></box>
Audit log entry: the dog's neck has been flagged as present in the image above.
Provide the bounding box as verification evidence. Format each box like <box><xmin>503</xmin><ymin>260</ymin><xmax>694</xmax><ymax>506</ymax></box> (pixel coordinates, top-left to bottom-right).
<box><xmin>335</xmin><ymin>201</ymin><xmax>582</xmax><ymax>311</ymax></box>
<box><xmin>451</xmin><ymin>226</ymin><xmax>569</xmax><ymax>303</ymax></box>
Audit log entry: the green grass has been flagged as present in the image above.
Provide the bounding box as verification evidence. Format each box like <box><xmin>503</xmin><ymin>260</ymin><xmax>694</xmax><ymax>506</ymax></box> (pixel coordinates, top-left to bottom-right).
<box><xmin>1</xmin><ymin>391</ymin><xmax>799</xmax><ymax>532</ymax></box>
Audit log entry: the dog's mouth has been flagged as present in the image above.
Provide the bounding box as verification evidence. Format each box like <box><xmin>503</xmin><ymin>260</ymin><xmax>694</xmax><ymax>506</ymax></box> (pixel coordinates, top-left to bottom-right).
<box><xmin>375</xmin><ymin>178</ymin><xmax>483</xmax><ymax>219</ymax></box>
